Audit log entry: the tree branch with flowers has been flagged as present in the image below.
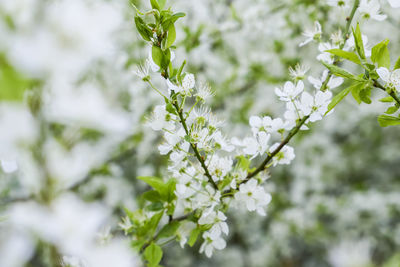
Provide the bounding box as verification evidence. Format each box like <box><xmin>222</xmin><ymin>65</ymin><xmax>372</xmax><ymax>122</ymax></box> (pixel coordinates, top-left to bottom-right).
<box><xmin>122</xmin><ymin>0</ymin><xmax>400</xmax><ymax>265</ymax></box>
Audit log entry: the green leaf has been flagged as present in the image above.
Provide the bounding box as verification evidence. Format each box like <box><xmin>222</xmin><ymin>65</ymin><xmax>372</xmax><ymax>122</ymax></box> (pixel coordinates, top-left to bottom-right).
<box><xmin>326</xmin><ymin>49</ymin><xmax>361</xmax><ymax>65</ymax></box>
<box><xmin>134</xmin><ymin>16</ymin><xmax>152</xmax><ymax>42</ymax></box>
<box><xmin>351</xmin><ymin>82</ymin><xmax>367</xmax><ymax>104</ymax></box>
<box><xmin>161</xmin><ymin>12</ymin><xmax>185</xmax><ymax>29</ymax></box>
<box><xmin>394</xmin><ymin>56</ymin><xmax>400</xmax><ymax>70</ymax></box>
<box><xmin>322</xmin><ymin>62</ymin><xmax>364</xmax><ymax>81</ymax></box>
<box><xmin>158</xmin><ymin>0</ymin><xmax>166</xmax><ymax>9</ymax></box>
<box><xmin>326</xmin><ymin>83</ymin><xmax>359</xmax><ymax>113</ymax></box>
<box><xmin>165</xmin><ymin>24</ymin><xmax>176</xmax><ymax>49</ymax></box>
<box><xmin>157</xmin><ymin>221</ymin><xmax>180</xmax><ymax>240</ymax></box>
<box><xmin>359</xmin><ymin>87</ymin><xmax>372</xmax><ymax>104</ymax></box>
<box><xmin>165</xmin><ymin>179</ymin><xmax>177</xmax><ymax>202</ymax></box>
<box><xmin>150</xmin><ymin>0</ymin><xmax>161</xmax><ymax>10</ymax></box>
<box><xmin>188</xmin><ymin>228</ymin><xmax>201</xmax><ymax>247</ymax></box>
<box><xmin>371</xmin><ymin>39</ymin><xmax>390</xmax><ymax>68</ymax></box>
<box><xmin>377</xmin><ymin>115</ymin><xmax>400</xmax><ymax>127</ymax></box>
<box><xmin>147</xmin><ymin>211</ymin><xmax>164</xmax><ymax>236</ymax></box>
<box><xmin>142</xmin><ymin>190</ymin><xmax>162</xmax><ymax>202</ymax></box>
<box><xmin>352</xmin><ymin>23</ymin><xmax>365</xmax><ymax>59</ymax></box>
<box><xmin>139</xmin><ymin>176</ymin><xmax>166</xmax><ymax>192</ymax></box>
<box><xmin>151</xmin><ymin>46</ymin><xmax>163</xmax><ymax>69</ymax></box>
<box><xmin>379</xmin><ymin>97</ymin><xmax>394</xmax><ymax>103</ymax></box>
<box><xmin>147</xmin><ymin>202</ymin><xmax>164</xmax><ymax>211</ymax></box>
<box><xmin>385</xmin><ymin>105</ymin><xmax>399</xmax><ymax>114</ymax></box>
<box><xmin>0</xmin><ymin>57</ymin><xmax>32</xmax><ymax>102</ymax></box>
<box><xmin>144</xmin><ymin>243</ymin><xmax>163</xmax><ymax>267</ymax></box>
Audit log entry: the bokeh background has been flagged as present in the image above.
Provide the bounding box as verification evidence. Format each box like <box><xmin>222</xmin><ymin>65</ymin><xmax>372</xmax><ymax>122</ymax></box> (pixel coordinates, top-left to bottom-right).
<box><xmin>1</xmin><ymin>0</ymin><xmax>400</xmax><ymax>266</ymax></box>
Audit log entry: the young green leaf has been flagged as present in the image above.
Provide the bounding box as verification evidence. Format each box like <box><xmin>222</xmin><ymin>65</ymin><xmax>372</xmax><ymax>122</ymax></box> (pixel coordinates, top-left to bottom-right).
<box><xmin>144</xmin><ymin>243</ymin><xmax>163</xmax><ymax>267</ymax></box>
<box><xmin>188</xmin><ymin>228</ymin><xmax>201</xmax><ymax>247</ymax></box>
<box><xmin>394</xmin><ymin>56</ymin><xmax>400</xmax><ymax>70</ymax></box>
<box><xmin>150</xmin><ymin>0</ymin><xmax>161</xmax><ymax>11</ymax></box>
<box><xmin>142</xmin><ymin>190</ymin><xmax>162</xmax><ymax>202</ymax></box>
<box><xmin>138</xmin><ymin>176</ymin><xmax>166</xmax><ymax>194</ymax></box>
<box><xmin>385</xmin><ymin>105</ymin><xmax>399</xmax><ymax>114</ymax></box>
<box><xmin>0</xmin><ymin>60</ymin><xmax>32</xmax><ymax>102</ymax></box>
<box><xmin>379</xmin><ymin>97</ymin><xmax>394</xmax><ymax>102</ymax></box>
<box><xmin>166</xmin><ymin>24</ymin><xmax>176</xmax><ymax>49</ymax></box>
<box><xmin>134</xmin><ymin>16</ymin><xmax>152</xmax><ymax>42</ymax></box>
<box><xmin>326</xmin><ymin>49</ymin><xmax>361</xmax><ymax>65</ymax></box>
<box><xmin>156</xmin><ymin>221</ymin><xmax>181</xmax><ymax>240</ymax></box>
<box><xmin>352</xmin><ymin>23</ymin><xmax>365</xmax><ymax>60</ymax></box>
<box><xmin>161</xmin><ymin>12</ymin><xmax>185</xmax><ymax>29</ymax></box>
<box><xmin>158</xmin><ymin>0</ymin><xmax>166</xmax><ymax>9</ymax></box>
<box><xmin>377</xmin><ymin>114</ymin><xmax>400</xmax><ymax>127</ymax></box>
<box><xmin>326</xmin><ymin>83</ymin><xmax>361</xmax><ymax>113</ymax></box>
<box><xmin>151</xmin><ymin>46</ymin><xmax>163</xmax><ymax>69</ymax></box>
<box><xmin>371</xmin><ymin>39</ymin><xmax>390</xmax><ymax>68</ymax></box>
<box><xmin>351</xmin><ymin>82</ymin><xmax>367</xmax><ymax>104</ymax></box>
<box><xmin>322</xmin><ymin>62</ymin><xmax>364</xmax><ymax>81</ymax></box>
<box><xmin>147</xmin><ymin>211</ymin><xmax>164</xmax><ymax>236</ymax></box>
<box><xmin>359</xmin><ymin>87</ymin><xmax>372</xmax><ymax>104</ymax></box>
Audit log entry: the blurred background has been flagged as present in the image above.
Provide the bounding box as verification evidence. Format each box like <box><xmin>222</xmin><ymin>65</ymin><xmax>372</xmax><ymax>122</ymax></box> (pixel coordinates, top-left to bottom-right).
<box><xmin>1</xmin><ymin>0</ymin><xmax>400</xmax><ymax>266</ymax></box>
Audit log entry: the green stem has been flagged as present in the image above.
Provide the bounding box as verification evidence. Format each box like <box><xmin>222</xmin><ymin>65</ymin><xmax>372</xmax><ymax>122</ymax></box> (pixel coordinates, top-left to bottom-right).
<box><xmin>373</xmin><ymin>80</ymin><xmax>400</xmax><ymax>106</ymax></box>
<box><xmin>321</xmin><ymin>0</ymin><xmax>360</xmax><ymax>91</ymax></box>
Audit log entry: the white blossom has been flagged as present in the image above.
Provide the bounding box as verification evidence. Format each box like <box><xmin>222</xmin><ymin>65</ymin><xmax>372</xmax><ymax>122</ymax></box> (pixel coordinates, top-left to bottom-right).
<box><xmin>308</xmin><ymin>70</ymin><xmax>344</xmax><ymax>90</ymax></box>
<box><xmin>376</xmin><ymin>67</ymin><xmax>400</xmax><ymax>92</ymax></box>
<box><xmin>147</xmin><ymin>105</ymin><xmax>176</xmax><ymax>131</ymax></box>
<box><xmin>275</xmin><ymin>81</ymin><xmax>304</xmax><ymax>102</ymax></box>
<box><xmin>269</xmin><ymin>143</ymin><xmax>296</xmax><ymax>166</ymax></box>
<box><xmin>359</xmin><ymin>0</ymin><xmax>387</xmax><ymax>21</ymax></box>
<box><xmin>299</xmin><ymin>21</ymin><xmax>322</xmax><ymax>47</ymax></box>
<box><xmin>199</xmin><ymin>230</ymin><xmax>226</xmax><ymax>258</ymax></box>
<box><xmin>300</xmin><ymin>90</ymin><xmax>332</xmax><ymax>122</ymax></box>
<box><xmin>234</xmin><ymin>179</ymin><xmax>272</xmax><ymax>216</ymax></box>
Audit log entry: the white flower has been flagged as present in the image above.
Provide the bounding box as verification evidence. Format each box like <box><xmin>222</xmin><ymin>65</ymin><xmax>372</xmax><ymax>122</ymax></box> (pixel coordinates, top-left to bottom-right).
<box><xmin>308</xmin><ymin>70</ymin><xmax>343</xmax><ymax>90</ymax></box>
<box><xmin>275</xmin><ymin>81</ymin><xmax>304</xmax><ymax>102</ymax></box>
<box><xmin>359</xmin><ymin>0</ymin><xmax>387</xmax><ymax>21</ymax></box>
<box><xmin>182</xmin><ymin>73</ymin><xmax>195</xmax><ymax>91</ymax></box>
<box><xmin>212</xmin><ymin>131</ymin><xmax>234</xmax><ymax>152</ymax></box>
<box><xmin>317</xmin><ymin>42</ymin><xmax>337</xmax><ymax>64</ymax></box>
<box><xmin>176</xmin><ymin>222</ymin><xmax>196</xmax><ymax>248</ymax></box>
<box><xmin>234</xmin><ymin>179</ymin><xmax>272</xmax><ymax>216</ymax></box>
<box><xmin>327</xmin><ymin>0</ymin><xmax>350</xmax><ymax>7</ymax></box>
<box><xmin>166</xmin><ymin>73</ymin><xmax>195</xmax><ymax>95</ymax></box>
<box><xmin>193</xmin><ymin>185</ymin><xmax>221</xmax><ymax>209</ymax></box>
<box><xmin>1</xmin><ymin>159</ymin><xmax>18</xmax><ymax>173</ymax></box>
<box><xmin>196</xmin><ymin>83</ymin><xmax>214</xmax><ymax>102</ymax></box>
<box><xmin>175</xmin><ymin>167</ymin><xmax>200</xmax><ymax>199</ymax></box>
<box><xmin>377</xmin><ymin>67</ymin><xmax>400</xmax><ymax>92</ymax></box>
<box><xmin>207</xmin><ymin>156</ymin><xmax>233</xmax><ymax>182</ymax></box>
<box><xmin>132</xmin><ymin>60</ymin><xmax>150</xmax><ymax>80</ymax></box>
<box><xmin>118</xmin><ymin>216</ymin><xmax>132</xmax><ymax>235</ymax></box>
<box><xmin>191</xmin><ymin>126</ymin><xmax>211</xmax><ymax>150</ymax></box>
<box><xmin>198</xmin><ymin>209</ymin><xmax>229</xmax><ymax>237</ymax></box>
<box><xmin>158</xmin><ymin>128</ymin><xmax>185</xmax><ymax>155</ymax></box>
<box><xmin>229</xmin><ymin>170</ymin><xmax>247</xmax><ymax>189</ymax></box>
<box><xmin>237</xmin><ymin>132</ymin><xmax>270</xmax><ymax>158</ymax></box>
<box><xmin>387</xmin><ymin>0</ymin><xmax>400</xmax><ymax>8</ymax></box>
<box><xmin>199</xmin><ymin>230</ymin><xmax>226</xmax><ymax>258</ymax></box>
<box><xmin>289</xmin><ymin>64</ymin><xmax>309</xmax><ymax>81</ymax></box>
<box><xmin>269</xmin><ymin>143</ymin><xmax>295</xmax><ymax>166</ymax></box>
<box><xmin>300</xmin><ymin>91</ymin><xmax>332</xmax><ymax>122</ymax></box>
<box><xmin>299</xmin><ymin>21</ymin><xmax>322</xmax><ymax>47</ymax></box>
<box><xmin>147</xmin><ymin>105</ymin><xmax>176</xmax><ymax>131</ymax></box>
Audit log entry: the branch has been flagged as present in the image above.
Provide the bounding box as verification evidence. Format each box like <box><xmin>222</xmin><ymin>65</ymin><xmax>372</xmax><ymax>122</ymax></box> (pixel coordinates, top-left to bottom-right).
<box><xmin>373</xmin><ymin>79</ymin><xmax>400</xmax><ymax>106</ymax></box>
<box><xmin>229</xmin><ymin>0</ymin><xmax>361</xmax><ymax>194</ymax></box>
<box><xmin>172</xmin><ymin>101</ymin><xmax>218</xmax><ymax>189</ymax></box>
